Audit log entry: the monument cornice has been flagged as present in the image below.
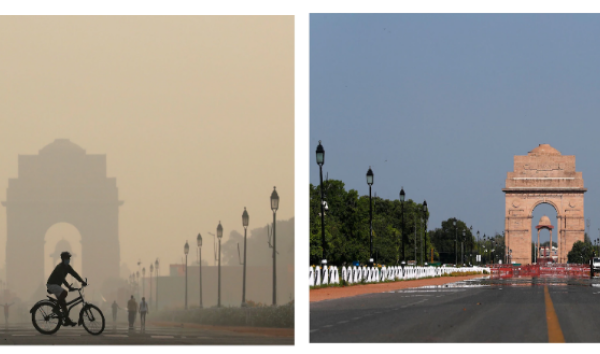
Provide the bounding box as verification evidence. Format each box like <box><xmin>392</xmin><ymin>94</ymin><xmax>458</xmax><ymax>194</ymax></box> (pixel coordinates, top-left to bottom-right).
<box><xmin>502</xmin><ymin>187</ymin><xmax>587</xmax><ymax>194</ymax></box>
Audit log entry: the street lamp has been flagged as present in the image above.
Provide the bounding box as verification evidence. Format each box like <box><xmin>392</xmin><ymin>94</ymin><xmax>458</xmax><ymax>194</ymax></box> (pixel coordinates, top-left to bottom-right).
<box><xmin>483</xmin><ymin>234</ymin><xmax>487</xmax><ymax>264</ymax></box>
<box><xmin>462</xmin><ymin>230</ymin><xmax>466</xmax><ymax>266</ymax></box>
<box><xmin>142</xmin><ymin>267</ymin><xmax>146</xmax><ymax>298</ymax></box>
<box><xmin>217</xmin><ymin>221</ymin><xmax>223</xmax><ymax>307</ymax></box>
<box><xmin>197</xmin><ymin>233</ymin><xmax>203</xmax><ymax>309</ymax></box>
<box><xmin>155</xmin><ymin>258</ymin><xmax>159</xmax><ymax>310</ymax></box>
<box><xmin>422</xmin><ymin>200</ymin><xmax>428</xmax><ymax>265</ymax></box>
<box><xmin>271</xmin><ymin>187</ymin><xmax>279</xmax><ymax>306</ymax></box>
<box><xmin>400</xmin><ymin>187</ymin><xmax>405</xmax><ymax>268</ymax></box>
<box><xmin>241</xmin><ymin>207</ymin><xmax>249</xmax><ymax>307</ymax></box>
<box><xmin>367</xmin><ymin>167</ymin><xmax>374</xmax><ymax>267</ymax></box>
<box><xmin>184</xmin><ymin>240</ymin><xmax>189</xmax><ymax>310</ymax></box>
<box><xmin>453</xmin><ymin>218</ymin><xmax>457</xmax><ymax>266</ymax></box>
<box><xmin>149</xmin><ymin>263</ymin><xmax>153</xmax><ymax>307</ymax></box>
<box><xmin>316</xmin><ymin>141</ymin><xmax>327</xmax><ymax>274</ymax></box>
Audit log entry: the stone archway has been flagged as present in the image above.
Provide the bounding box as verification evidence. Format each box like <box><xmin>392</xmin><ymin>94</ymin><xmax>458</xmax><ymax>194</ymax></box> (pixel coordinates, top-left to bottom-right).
<box><xmin>503</xmin><ymin>144</ymin><xmax>586</xmax><ymax>265</ymax></box>
<box><xmin>2</xmin><ymin>139</ymin><xmax>123</xmax><ymax>300</ymax></box>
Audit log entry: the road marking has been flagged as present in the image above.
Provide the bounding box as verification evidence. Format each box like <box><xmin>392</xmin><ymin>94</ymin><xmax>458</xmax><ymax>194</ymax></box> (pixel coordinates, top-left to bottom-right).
<box><xmin>544</xmin><ymin>286</ymin><xmax>565</xmax><ymax>343</ymax></box>
<box><xmin>104</xmin><ymin>334</ymin><xmax>129</xmax><ymax>337</ymax></box>
<box><xmin>151</xmin><ymin>335</ymin><xmax>175</xmax><ymax>339</ymax></box>
<box><xmin>310</xmin><ymin>329</ymin><xmax>319</xmax><ymax>333</ymax></box>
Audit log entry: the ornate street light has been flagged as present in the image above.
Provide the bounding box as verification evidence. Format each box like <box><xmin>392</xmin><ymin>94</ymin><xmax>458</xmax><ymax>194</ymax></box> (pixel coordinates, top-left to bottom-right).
<box><xmin>462</xmin><ymin>229</ymin><xmax>466</xmax><ymax>266</ymax></box>
<box><xmin>197</xmin><ymin>233</ymin><xmax>203</xmax><ymax>309</ymax></box>
<box><xmin>217</xmin><ymin>221</ymin><xmax>223</xmax><ymax>307</ymax></box>
<box><xmin>241</xmin><ymin>207</ymin><xmax>249</xmax><ymax>307</ymax></box>
<box><xmin>142</xmin><ymin>267</ymin><xmax>146</xmax><ymax>298</ymax></box>
<box><xmin>453</xmin><ymin>218</ymin><xmax>457</xmax><ymax>265</ymax></box>
<box><xmin>400</xmin><ymin>187</ymin><xmax>406</xmax><ymax>268</ymax></box>
<box><xmin>184</xmin><ymin>240</ymin><xmax>189</xmax><ymax>310</ymax></box>
<box><xmin>423</xmin><ymin>200</ymin><xmax>428</xmax><ymax>265</ymax></box>
<box><xmin>367</xmin><ymin>167</ymin><xmax>374</xmax><ymax>267</ymax></box>
<box><xmin>149</xmin><ymin>263</ymin><xmax>153</xmax><ymax>307</ymax></box>
<box><xmin>316</xmin><ymin>141</ymin><xmax>327</xmax><ymax>274</ymax></box>
<box><xmin>155</xmin><ymin>258</ymin><xmax>159</xmax><ymax>310</ymax></box>
<box><xmin>271</xmin><ymin>187</ymin><xmax>279</xmax><ymax>306</ymax></box>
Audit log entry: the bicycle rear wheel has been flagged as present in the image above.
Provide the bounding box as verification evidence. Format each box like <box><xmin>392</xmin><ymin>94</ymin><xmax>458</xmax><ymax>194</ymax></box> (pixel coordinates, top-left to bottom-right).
<box><xmin>80</xmin><ymin>304</ymin><xmax>105</xmax><ymax>335</ymax></box>
<box><xmin>31</xmin><ymin>302</ymin><xmax>62</xmax><ymax>335</ymax></box>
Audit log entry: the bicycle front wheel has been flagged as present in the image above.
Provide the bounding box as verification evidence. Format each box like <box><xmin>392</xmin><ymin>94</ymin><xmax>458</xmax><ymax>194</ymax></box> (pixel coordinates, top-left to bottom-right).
<box><xmin>80</xmin><ymin>304</ymin><xmax>105</xmax><ymax>335</ymax></box>
<box><xmin>31</xmin><ymin>302</ymin><xmax>62</xmax><ymax>335</ymax></box>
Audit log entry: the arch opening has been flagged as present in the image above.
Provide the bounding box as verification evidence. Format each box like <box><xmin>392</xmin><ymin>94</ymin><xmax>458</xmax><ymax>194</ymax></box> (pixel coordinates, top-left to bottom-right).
<box><xmin>44</xmin><ymin>223</ymin><xmax>83</xmax><ymax>282</ymax></box>
<box><xmin>531</xmin><ymin>203</ymin><xmax>558</xmax><ymax>263</ymax></box>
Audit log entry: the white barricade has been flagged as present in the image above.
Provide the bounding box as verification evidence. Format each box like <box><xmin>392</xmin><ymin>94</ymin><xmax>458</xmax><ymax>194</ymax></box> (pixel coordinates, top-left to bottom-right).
<box><xmin>330</xmin><ymin>266</ymin><xmax>339</xmax><ymax>284</ymax></box>
<box><xmin>310</xmin><ymin>264</ymin><xmax>488</xmax><ymax>287</ymax></box>
<box><xmin>315</xmin><ymin>266</ymin><xmax>321</xmax><ymax>286</ymax></box>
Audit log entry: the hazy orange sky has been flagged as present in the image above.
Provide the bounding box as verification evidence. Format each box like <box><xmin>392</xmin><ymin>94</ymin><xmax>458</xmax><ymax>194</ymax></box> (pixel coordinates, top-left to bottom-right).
<box><xmin>0</xmin><ymin>16</ymin><xmax>294</xmax><ymax>278</ymax></box>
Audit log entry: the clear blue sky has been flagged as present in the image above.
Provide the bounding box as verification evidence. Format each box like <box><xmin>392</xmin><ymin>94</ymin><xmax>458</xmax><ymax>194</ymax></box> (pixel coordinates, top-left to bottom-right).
<box><xmin>310</xmin><ymin>14</ymin><xmax>600</xmax><ymax>245</ymax></box>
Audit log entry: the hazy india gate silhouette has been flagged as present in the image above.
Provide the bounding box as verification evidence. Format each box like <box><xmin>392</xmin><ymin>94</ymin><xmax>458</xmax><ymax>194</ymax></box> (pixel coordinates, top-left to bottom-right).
<box><xmin>2</xmin><ymin>139</ymin><xmax>122</xmax><ymax>301</ymax></box>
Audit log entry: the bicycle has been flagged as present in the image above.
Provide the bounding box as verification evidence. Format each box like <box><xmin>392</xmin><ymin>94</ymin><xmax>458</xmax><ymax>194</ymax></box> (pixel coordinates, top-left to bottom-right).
<box><xmin>30</xmin><ymin>280</ymin><xmax>105</xmax><ymax>335</ymax></box>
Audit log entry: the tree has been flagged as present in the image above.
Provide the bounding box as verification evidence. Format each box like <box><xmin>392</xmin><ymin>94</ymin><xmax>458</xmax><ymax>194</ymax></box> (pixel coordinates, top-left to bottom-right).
<box><xmin>309</xmin><ymin>179</ymin><xmax>429</xmax><ymax>266</ymax></box>
<box><xmin>567</xmin><ymin>240</ymin><xmax>594</xmax><ymax>264</ymax></box>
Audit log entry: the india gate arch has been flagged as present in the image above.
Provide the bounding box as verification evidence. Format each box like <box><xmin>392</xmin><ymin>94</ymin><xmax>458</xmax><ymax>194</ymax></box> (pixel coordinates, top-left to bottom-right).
<box><xmin>503</xmin><ymin>144</ymin><xmax>586</xmax><ymax>265</ymax></box>
<box><xmin>2</xmin><ymin>139</ymin><xmax>123</xmax><ymax>300</ymax></box>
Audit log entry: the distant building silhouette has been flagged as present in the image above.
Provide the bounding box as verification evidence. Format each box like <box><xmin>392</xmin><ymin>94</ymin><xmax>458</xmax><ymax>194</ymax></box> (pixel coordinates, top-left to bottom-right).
<box><xmin>2</xmin><ymin>139</ymin><xmax>123</xmax><ymax>300</ymax></box>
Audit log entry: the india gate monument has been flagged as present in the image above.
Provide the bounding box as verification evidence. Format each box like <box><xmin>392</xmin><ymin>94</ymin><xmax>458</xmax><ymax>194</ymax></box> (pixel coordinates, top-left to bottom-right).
<box><xmin>503</xmin><ymin>144</ymin><xmax>585</xmax><ymax>265</ymax></box>
<box><xmin>2</xmin><ymin>139</ymin><xmax>122</xmax><ymax>300</ymax></box>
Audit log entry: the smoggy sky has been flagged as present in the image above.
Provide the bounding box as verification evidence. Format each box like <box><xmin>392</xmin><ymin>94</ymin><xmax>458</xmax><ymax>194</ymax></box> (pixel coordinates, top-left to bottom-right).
<box><xmin>0</xmin><ymin>16</ymin><xmax>294</xmax><ymax>278</ymax></box>
<box><xmin>310</xmin><ymin>14</ymin><xmax>600</xmax><ymax>246</ymax></box>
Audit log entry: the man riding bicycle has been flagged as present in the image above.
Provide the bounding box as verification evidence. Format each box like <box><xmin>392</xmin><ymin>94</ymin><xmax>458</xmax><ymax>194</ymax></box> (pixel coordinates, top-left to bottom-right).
<box><xmin>46</xmin><ymin>251</ymin><xmax>87</xmax><ymax>326</ymax></box>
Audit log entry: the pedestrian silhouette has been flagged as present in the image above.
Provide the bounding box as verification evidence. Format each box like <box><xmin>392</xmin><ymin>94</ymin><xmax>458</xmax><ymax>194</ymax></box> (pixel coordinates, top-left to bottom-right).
<box><xmin>127</xmin><ymin>295</ymin><xmax>138</xmax><ymax>329</ymax></box>
<box><xmin>139</xmin><ymin>297</ymin><xmax>149</xmax><ymax>331</ymax></box>
<box><xmin>3</xmin><ymin>302</ymin><xmax>14</xmax><ymax>326</ymax></box>
<box><xmin>111</xmin><ymin>300</ymin><xmax>122</xmax><ymax>323</ymax></box>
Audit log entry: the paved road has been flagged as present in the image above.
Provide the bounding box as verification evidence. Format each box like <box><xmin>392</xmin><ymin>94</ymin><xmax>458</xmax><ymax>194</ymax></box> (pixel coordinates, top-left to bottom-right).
<box><xmin>0</xmin><ymin>321</ymin><xmax>292</xmax><ymax>345</ymax></box>
<box><xmin>310</xmin><ymin>276</ymin><xmax>600</xmax><ymax>343</ymax></box>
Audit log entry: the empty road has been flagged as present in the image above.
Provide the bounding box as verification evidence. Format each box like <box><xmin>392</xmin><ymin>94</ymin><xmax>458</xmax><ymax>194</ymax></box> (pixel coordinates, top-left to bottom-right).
<box><xmin>310</xmin><ymin>276</ymin><xmax>600</xmax><ymax>342</ymax></box>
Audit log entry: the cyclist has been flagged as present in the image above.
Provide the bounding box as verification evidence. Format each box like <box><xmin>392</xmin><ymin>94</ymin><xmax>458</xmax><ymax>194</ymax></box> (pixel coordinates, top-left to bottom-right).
<box><xmin>46</xmin><ymin>251</ymin><xmax>87</xmax><ymax>326</ymax></box>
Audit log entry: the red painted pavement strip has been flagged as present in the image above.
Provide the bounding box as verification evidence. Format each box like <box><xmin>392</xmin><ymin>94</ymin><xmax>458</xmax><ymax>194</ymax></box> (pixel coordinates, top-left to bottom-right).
<box><xmin>147</xmin><ymin>321</ymin><xmax>293</xmax><ymax>338</ymax></box>
<box><xmin>310</xmin><ymin>274</ymin><xmax>485</xmax><ymax>302</ymax></box>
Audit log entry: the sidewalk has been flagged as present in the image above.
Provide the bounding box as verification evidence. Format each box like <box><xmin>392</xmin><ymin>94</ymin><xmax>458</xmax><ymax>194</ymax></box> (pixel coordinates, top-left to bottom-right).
<box><xmin>310</xmin><ymin>274</ymin><xmax>485</xmax><ymax>302</ymax></box>
<box><xmin>147</xmin><ymin>321</ymin><xmax>294</xmax><ymax>338</ymax></box>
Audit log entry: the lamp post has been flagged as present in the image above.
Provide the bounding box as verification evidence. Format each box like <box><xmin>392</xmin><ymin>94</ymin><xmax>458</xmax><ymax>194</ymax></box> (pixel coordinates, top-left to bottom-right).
<box><xmin>241</xmin><ymin>207</ymin><xmax>249</xmax><ymax>307</ymax></box>
<box><xmin>142</xmin><ymin>267</ymin><xmax>146</xmax><ymax>298</ymax></box>
<box><xmin>197</xmin><ymin>233</ymin><xmax>203</xmax><ymax>309</ymax></box>
<box><xmin>271</xmin><ymin>187</ymin><xmax>280</xmax><ymax>306</ymax></box>
<box><xmin>217</xmin><ymin>221</ymin><xmax>223</xmax><ymax>307</ymax></box>
<box><xmin>483</xmin><ymin>234</ymin><xmax>487</xmax><ymax>264</ymax></box>
<box><xmin>184</xmin><ymin>241</ymin><xmax>189</xmax><ymax>310</ymax></box>
<box><xmin>155</xmin><ymin>258</ymin><xmax>159</xmax><ymax>311</ymax></box>
<box><xmin>477</xmin><ymin>230</ymin><xmax>480</xmax><ymax>264</ymax></box>
<box><xmin>367</xmin><ymin>167</ymin><xmax>374</xmax><ymax>267</ymax></box>
<box><xmin>136</xmin><ymin>271</ymin><xmax>140</xmax><ymax>298</ymax></box>
<box><xmin>149</xmin><ymin>264</ymin><xmax>153</xmax><ymax>307</ymax></box>
<box><xmin>453</xmin><ymin>218</ymin><xmax>457</xmax><ymax>266</ymax></box>
<box><xmin>316</xmin><ymin>141</ymin><xmax>327</xmax><ymax>274</ymax></box>
<box><xmin>400</xmin><ymin>187</ymin><xmax>405</xmax><ymax>268</ymax></box>
<box><xmin>461</xmin><ymin>230</ymin><xmax>466</xmax><ymax>266</ymax></box>
<box><xmin>422</xmin><ymin>200</ymin><xmax>428</xmax><ymax>265</ymax></box>
<box><xmin>469</xmin><ymin>226</ymin><xmax>473</xmax><ymax>266</ymax></box>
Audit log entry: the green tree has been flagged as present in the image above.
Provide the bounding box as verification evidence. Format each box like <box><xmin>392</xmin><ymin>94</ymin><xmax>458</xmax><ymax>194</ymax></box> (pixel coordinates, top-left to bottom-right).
<box><xmin>567</xmin><ymin>240</ymin><xmax>594</xmax><ymax>264</ymax></box>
